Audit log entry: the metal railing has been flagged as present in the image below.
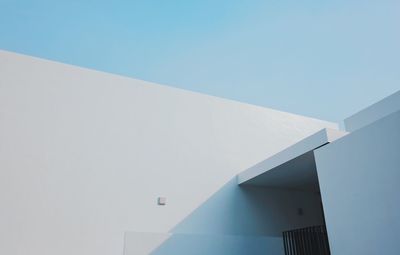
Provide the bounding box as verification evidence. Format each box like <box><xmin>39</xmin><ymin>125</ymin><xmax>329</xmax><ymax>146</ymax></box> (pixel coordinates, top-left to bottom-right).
<box><xmin>283</xmin><ymin>225</ymin><xmax>331</xmax><ymax>255</ymax></box>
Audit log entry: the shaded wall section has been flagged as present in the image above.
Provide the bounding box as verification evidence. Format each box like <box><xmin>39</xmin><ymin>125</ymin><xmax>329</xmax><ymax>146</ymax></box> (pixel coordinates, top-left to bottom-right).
<box><xmin>124</xmin><ymin>179</ymin><xmax>324</xmax><ymax>255</ymax></box>
<box><xmin>124</xmin><ymin>232</ymin><xmax>283</xmax><ymax>255</ymax></box>
<box><xmin>315</xmin><ymin>110</ymin><xmax>400</xmax><ymax>255</ymax></box>
<box><xmin>171</xmin><ymin>179</ymin><xmax>324</xmax><ymax>236</ymax></box>
<box><xmin>344</xmin><ymin>90</ymin><xmax>400</xmax><ymax>132</ymax></box>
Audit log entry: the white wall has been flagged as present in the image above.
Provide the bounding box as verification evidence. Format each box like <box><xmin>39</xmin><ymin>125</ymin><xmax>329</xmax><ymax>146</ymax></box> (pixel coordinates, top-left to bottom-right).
<box><xmin>124</xmin><ymin>181</ymin><xmax>325</xmax><ymax>255</ymax></box>
<box><xmin>171</xmin><ymin>179</ymin><xmax>325</xmax><ymax>235</ymax></box>
<box><xmin>344</xmin><ymin>90</ymin><xmax>400</xmax><ymax>132</ymax></box>
<box><xmin>315</xmin><ymin>110</ymin><xmax>400</xmax><ymax>255</ymax></box>
<box><xmin>0</xmin><ymin>50</ymin><xmax>337</xmax><ymax>255</ymax></box>
<box><xmin>124</xmin><ymin>232</ymin><xmax>284</xmax><ymax>255</ymax></box>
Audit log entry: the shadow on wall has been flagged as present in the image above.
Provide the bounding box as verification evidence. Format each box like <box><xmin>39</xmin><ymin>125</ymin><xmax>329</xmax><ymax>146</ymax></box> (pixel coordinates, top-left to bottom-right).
<box><xmin>125</xmin><ymin>178</ymin><xmax>324</xmax><ymax>254</ymax></box>
<box><xmin>124</xmin><ymin>231</ymin><xmax>283</xmax><ymax>255</ymax></box>
<box><xmin>171</xmin><ymin>178</ymin><xmax>324</xmax><ymax>236</ymax></box>
<box><xmin>151</xmin><ymin>233</ymin><xmax>283</xmax><ymax>255</ymax></box>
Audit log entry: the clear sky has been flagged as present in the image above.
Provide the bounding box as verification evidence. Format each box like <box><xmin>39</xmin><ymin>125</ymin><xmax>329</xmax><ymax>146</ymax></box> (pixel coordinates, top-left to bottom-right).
<box><xmin>1</xmin><ymin>0</ymin><xmax>399</xmax><ymax>123</ymax></box>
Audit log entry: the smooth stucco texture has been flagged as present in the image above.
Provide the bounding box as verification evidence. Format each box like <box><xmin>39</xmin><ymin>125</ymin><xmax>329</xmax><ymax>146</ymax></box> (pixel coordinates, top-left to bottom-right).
<box><xmin>0</xmin><ymin>50</ymin><xmax>337</xmax><ymax>255</ymax></box>
<box><xmin>315</xmin><ymin>110</ymin><xmax>400</xmax><ymax>255</ymax></box>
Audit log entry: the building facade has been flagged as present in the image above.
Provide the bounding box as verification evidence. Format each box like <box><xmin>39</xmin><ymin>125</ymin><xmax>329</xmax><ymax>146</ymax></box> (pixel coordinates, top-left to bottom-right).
<box><xmin>0</xmin><ymin>50</ymin><xmax>399</xmax><ymax>255</ymax></box>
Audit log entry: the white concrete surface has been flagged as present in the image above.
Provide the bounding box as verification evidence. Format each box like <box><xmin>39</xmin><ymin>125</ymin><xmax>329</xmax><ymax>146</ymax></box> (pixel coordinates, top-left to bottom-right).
<box><xmin>238</xmin><ymin>128</ymin><xmax>346</xmax><ymax>186</ymax></box>
<box><xmin>124</xmin><ymin>232</ymin><xmax>172</xmax><ymax>255</ymax></box>
<box><xmin>315</xmin><ymin>110</ymin><xmax>400</xmax><ymax>255</ymax></box>
<box><xmin>344</xmin><ymin>90</ymin><xmax>400</xmax><ymax>132</ymax></box>
<box><xmin>0</xmin><ymin>50</ymin><xmax>337</xmax><ymax>255</ymax></box>
<box><xmin>124</xmin><ymin>232</ymin><xmax>284</xmax><ymax>255</ymax></box>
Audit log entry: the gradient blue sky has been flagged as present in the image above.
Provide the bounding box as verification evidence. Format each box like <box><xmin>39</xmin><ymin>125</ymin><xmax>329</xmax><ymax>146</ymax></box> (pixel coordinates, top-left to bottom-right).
<box><xmin>1</xmin><ymin>0</ymin><xmax>399</xmax><ymax>123</ymax></box>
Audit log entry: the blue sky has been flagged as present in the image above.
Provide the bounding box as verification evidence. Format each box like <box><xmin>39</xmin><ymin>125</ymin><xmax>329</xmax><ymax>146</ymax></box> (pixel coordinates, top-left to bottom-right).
<box><xmin>1</xmin><ymin>0</ymin><xmax>399</xmax><ymax>123</ymax></box>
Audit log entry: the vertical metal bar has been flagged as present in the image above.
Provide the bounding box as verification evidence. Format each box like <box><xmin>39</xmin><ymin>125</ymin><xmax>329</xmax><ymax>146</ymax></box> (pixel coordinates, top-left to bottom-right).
<box><xmin>315</xmin><ymin>226</ymin><xmax>325</xmax><ymax>255</ymax></box>
<box><xmin>322</xmin><ymin>225</ymin><xmax>329</xmax><ymax>255</ymax></box>
<box><xmin>305</xmin><ymin>228</ymin><xmax>309</xmax><ymax>255</ymax></box>
<box><xmin>321</xmin><ymin>225</ymin><xmax>327</xmax><ymax>255</ymax></box>
<box><xmin>296</xmin><ymin>229</ymin><xmax>301</xmax><ymax>255</ymax></box>
<box><xmin>290</xmin><ymin>230</ymin><xmax>295</xmax><ymax>255</ymax></box>
<box><xmin>311</xmin><ymin>226</ymin><xmax>317</xmax><ymax>255</ymax></box>
<box><xmin>296</xmin><ymin>229</ymin><xmax>300</xmax><ymax>255</ymax></box>
<box><xmin>289</xmin><ymin>231</ymin><xmax>294</xmax><ymax>255</ymax></box>
<box><xmin>320</xmin><ymin>225</ymin><xmax>326</xmax><ymax>254</ymax></box>
<box><xmin>295</xmin><ymin>229</ymin><xmax>299</xmax><ymax>255</ymax></box>
<box><xmin>308</xmin><ymin>227</ymin><xmax>313</xmax><ymax>255</ymax></box>
<box><xmin>304</xmin><ymin>228</ymin><xmax>309</xmax><ymax>255</ymax></box>
<box><xmin>300</xmin><ymin>228</ymin><xmax>306</xmax><ymax>255</ymax></box>
<box><xmin>293</xmin><ymin>230</ymin><xmax>298</xmax><ymax>255</ymax></box>
<box><xmin>283</xmin><ymin>232</ymin><xmax>288</xmax><ymax>255</ymax></box>
<box><xmin>282</xmin><ymin>225</ymin><xmax>331</xmax><ymax>255</ymax></box>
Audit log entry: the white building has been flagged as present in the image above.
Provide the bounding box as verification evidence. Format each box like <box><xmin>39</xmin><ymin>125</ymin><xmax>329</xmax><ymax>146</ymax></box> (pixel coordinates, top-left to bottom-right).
<box><xmin>1</xmin><ymin>50</ymin><xmax>399</xmax><ymax>255</ymax></box>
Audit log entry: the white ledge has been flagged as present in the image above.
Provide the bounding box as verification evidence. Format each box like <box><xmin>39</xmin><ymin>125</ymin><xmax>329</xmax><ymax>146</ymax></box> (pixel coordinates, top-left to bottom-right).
<box><xmin>237</xmin><ymin>128</ymin><xmax>347</xmax><ymax>185</ymax></box>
